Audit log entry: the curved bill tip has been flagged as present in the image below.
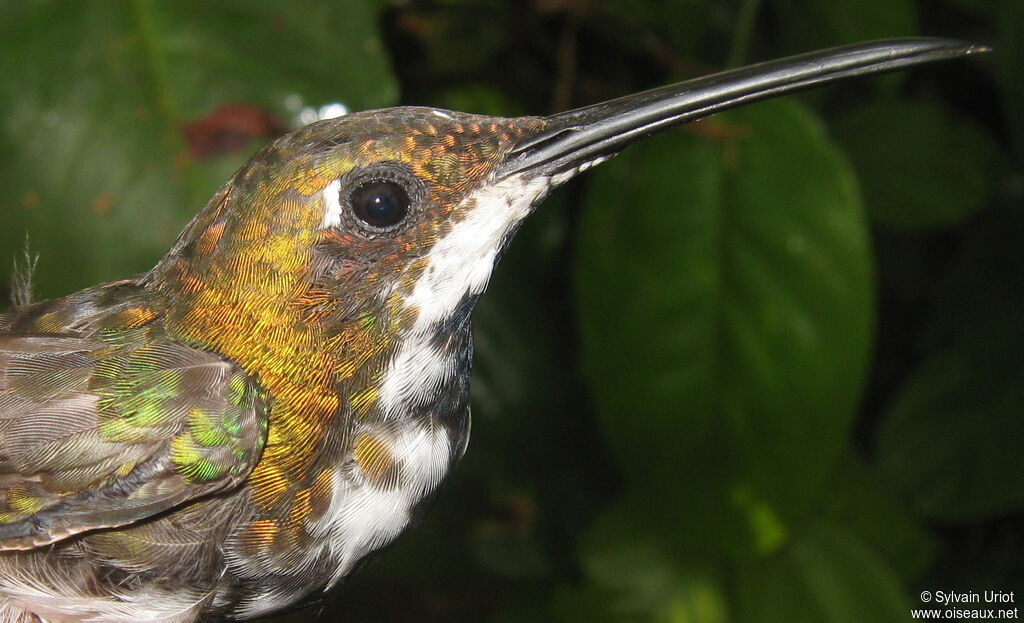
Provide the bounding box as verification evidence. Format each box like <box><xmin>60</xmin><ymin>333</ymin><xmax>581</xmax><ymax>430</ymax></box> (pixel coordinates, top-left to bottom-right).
<box><xmin>500</xmin><ymin>38</ymin><xmax>989</xmax><ymax>182</ymax></box>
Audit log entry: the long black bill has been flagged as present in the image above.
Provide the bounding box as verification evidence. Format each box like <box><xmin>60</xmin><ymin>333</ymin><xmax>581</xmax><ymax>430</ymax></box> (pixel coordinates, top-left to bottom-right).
<box><xmin>500</xmin><ymin>38</ymin><xmax>987</xmax><ymax>179</ymax></box>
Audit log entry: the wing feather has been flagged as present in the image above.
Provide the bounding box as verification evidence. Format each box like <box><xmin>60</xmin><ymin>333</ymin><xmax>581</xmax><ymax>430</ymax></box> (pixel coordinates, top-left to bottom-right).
<box><xmin>0</xmin><ymin>334</ymin><xmax>269</xmax><ymax>550</ymax></box>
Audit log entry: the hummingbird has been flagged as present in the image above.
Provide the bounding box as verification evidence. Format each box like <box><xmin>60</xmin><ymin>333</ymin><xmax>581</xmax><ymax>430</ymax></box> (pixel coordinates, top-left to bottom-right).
<box><xmin>0</xmin><ymin>39</ymin><xmax>984</xmax><ymax>622</ymax></box>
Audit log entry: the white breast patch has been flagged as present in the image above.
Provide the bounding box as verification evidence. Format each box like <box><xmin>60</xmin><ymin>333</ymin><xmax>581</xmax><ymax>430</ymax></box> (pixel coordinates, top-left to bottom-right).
<box><xmin>324</xmin><ymin>422</ymin><xmax>452</xmax><ymax>585</ymax></box>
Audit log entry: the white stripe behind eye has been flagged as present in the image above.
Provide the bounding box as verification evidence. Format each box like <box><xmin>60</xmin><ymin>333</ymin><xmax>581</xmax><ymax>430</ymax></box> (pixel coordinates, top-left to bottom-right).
<box><xmin>321</xmin><ymin>179</ymin><xmax>343</xmax><ymax>229</ymax></box>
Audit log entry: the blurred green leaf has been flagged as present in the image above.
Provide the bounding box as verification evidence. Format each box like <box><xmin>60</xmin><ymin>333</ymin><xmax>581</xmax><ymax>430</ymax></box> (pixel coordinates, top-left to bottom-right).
<box><xmin>735</xmin><ymin>520</ymin><xmax>910</xmax><ymax>623</ymax></box>
<box><xmin>556</xmin><ymin>537</ymin><xmax>728</xmax><ymax>623</ymax></box>
<box><xmin>575</xmin><ymin>99</ymin><xmax>873</xmax><ymax>514</ymax></box>
<box><xmin>0</xmin><ymin>0</ymin><xmax>396</xmax><ymax>301</ymax></box>
<box><xmin>551</xmin><ymin>456</ymin><xmax>930</xmax><ymax>623</ymax></box>
<box><xmin>831</xmin><ymin>99</ymin><xmax>1000</xmax><ymax>231</ymax></box>
<box><xmin>875</xmin><ymin>305</ymin><xmax>1024</xmax><ymax>523</ymax></box>
<box><xmin>819</xmin><ymin>458</ymin><xmax>937</xmax><ymax>581</ymax></box>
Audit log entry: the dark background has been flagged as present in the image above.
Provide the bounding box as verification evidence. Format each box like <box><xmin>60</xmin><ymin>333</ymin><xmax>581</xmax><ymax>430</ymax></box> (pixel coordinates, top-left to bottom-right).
<box><xmin>0</xmin><ymin>1</ymin><xmax>1020</xmax><ymax>621</ymax></box>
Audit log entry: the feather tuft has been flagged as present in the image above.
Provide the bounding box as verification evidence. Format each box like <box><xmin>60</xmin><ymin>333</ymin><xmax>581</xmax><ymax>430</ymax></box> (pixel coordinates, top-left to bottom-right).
<box><xmin>9</xmin><ymin>235</ymin><xmax>39</xmax><ymax>308</ymax></box>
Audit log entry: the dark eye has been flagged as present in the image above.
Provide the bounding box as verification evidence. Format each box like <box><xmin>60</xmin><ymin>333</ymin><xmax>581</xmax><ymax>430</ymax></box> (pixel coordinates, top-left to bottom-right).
<box><xmin>350</xmin><ymin>180</ymin><xmax>410</xmax><ymax>229</ymax></box>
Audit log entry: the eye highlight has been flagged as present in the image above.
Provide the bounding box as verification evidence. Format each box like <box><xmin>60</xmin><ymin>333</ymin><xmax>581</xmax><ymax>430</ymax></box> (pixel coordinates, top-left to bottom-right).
<box><xmin>350</xmin><ymin>180</ymin><xmax>410</xmax><ymax>229</ymax></box>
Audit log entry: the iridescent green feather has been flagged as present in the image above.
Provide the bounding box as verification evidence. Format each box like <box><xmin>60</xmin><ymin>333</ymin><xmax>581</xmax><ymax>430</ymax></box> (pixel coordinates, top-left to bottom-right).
<box><xmin>0</xmin><ymin>316</ymin><xmax>270</xmax><ymax>549</ymax></box>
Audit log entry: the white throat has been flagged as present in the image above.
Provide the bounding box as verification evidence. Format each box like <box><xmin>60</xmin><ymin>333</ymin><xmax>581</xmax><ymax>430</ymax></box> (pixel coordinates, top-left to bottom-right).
<box><xmin>404</xmin><ymin>173</ymin><xmax>551</xmax><ymax>332</ymax></box>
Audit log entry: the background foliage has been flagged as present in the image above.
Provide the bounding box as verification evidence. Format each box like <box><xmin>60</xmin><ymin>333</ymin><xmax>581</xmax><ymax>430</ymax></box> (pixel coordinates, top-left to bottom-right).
<box><xmin>0</xmin><ymin>1</ymin><xmax>1019</xmax><ymax>621</ymax></box>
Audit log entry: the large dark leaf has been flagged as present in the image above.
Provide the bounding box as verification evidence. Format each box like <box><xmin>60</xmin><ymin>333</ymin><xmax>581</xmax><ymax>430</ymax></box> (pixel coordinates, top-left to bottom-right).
<box><xmin>574</xmin><ymin>99</ymin><xmax>873</xmax><ymax>513</ymax></box>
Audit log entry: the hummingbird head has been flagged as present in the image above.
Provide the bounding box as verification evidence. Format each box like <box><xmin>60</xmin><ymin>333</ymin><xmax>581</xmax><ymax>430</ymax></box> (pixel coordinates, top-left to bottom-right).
<box><xmin>150</xmin><ymin>38</ymin><xmax>985</xmax><ymax>403</ymax></box>
<box><xmin>154</xmin><ymin>107</ymin><xmax>561</xmax><ymax>356</ymax></box>
<box><xmin>283</xmin><ymin>107</ymin><xmax>555</xmax><ymax>335</ymax></box>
